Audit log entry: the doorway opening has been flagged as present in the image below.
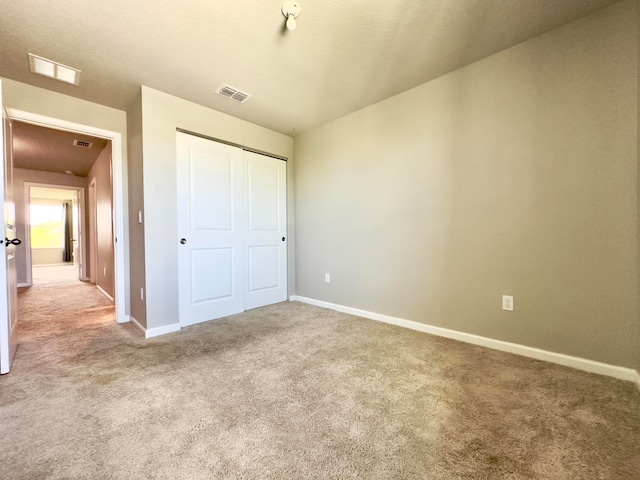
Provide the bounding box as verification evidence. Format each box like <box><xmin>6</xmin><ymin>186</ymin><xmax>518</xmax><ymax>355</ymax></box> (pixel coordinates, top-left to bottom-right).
<box><xmin>12</xmin><ymin>120</ymin><xmax>115</xmax><ymax>300</ymax></box>
<box><xmin>26</xmin><ymin>185</ymin><xmax>86</xmax><ymax>286</ymax></box>
<box><xmin>8</xmin><ymin>110</ymin><xmax>126</xmax><ymax>324</ymax></box>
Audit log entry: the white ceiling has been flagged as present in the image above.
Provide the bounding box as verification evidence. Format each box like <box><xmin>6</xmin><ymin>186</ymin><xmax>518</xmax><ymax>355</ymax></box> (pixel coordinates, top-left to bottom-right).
<box><xmin>0</xmin><ymin>0</ymin><xmax>621</xmax><ymax>136</ymax></box>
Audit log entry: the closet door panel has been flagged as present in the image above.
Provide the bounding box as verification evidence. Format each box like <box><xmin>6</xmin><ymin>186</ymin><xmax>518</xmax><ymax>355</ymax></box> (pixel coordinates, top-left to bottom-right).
<box><xmin>177</xmin><ymin>133</ymin><xmax>245</xmax><ymax>327</ymax></box>
<box><xmin>244</xmin><ymin>150</ymin><xmax>287</xmax><ymax>309</ymax></box>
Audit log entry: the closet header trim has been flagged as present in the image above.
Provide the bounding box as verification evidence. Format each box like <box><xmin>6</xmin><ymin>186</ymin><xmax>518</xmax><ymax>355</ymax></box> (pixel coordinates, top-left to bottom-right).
<box><xmin>176</xmin><ymin>128</ymin><xmax>288</xmax><ymax>161</ymax></box>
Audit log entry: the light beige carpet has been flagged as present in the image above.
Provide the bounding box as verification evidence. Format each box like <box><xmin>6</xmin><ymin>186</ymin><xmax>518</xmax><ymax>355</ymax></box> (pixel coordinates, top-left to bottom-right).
<box><xmin>31</xmin><ymin>264</ymin><xmax>81</xmax><ymax>285</ymax></box>
<box><xmin>1</xmin><ymin>282</ymin><xmax>639</xmax><ymax>479</ymax></box>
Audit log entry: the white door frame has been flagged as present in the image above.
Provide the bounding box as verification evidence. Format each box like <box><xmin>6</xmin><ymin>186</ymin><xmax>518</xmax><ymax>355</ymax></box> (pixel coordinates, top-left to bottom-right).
<box><xmin>9</xmin><ymin>109</ymin><xmax>127</xmax><ymax>324</ymax></box>
<box><xmin>23</xmin><ymin>183</ymin><xmax>87</xmax><ymax>285</ymax></box>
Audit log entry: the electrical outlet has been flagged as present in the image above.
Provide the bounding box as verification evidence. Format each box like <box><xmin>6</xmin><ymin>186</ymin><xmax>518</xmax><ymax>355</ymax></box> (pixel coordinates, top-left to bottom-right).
<box><xmin>502</xmin><ymin>295</ymin><xmax>514</xmax><ymax>311</ymax></box>
<box><xmin>325</xmin><ymin>273</ymin><xmax>331</xmax><ymax>283</ymax></box>
<box><xmin>140</xmin><ymin>288</ymin><xmax>144</xmax><ymax>301</ymax></box>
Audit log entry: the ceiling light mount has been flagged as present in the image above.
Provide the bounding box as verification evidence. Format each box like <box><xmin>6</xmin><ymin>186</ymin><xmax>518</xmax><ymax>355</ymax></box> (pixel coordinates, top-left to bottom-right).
<box><xmin>282</xmin><ymin>2</ymin><xmax>301</xmax><ymax>31</ymax></box>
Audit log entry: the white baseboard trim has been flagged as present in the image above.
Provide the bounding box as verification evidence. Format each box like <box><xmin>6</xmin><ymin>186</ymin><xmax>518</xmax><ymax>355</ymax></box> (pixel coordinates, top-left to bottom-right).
<box><xmin>290</xmin><ymin>295</ymin><xmax>639</xmax><ymax>384</ymax></box>
<box><xmin>96</xmin><ymin>285</ymin><xmax>114</xmax><ymax>303</ymax></box>
<box><xmin>146</xmin><ymin>322</ymin><xmax>181</xmax><ymax>339</ymax></box>
<box><xmin>129</xmin><ymin>316</ymin><xmax>145</xmax><ymax>336</ymax></box>
<box><xmin>17</xmin><ymin>282</ymin><xmax>30</xmax><ymax>288</ymax></box>
<box><xmin>130</xmin><ymin>315</ymin><xmax>181</xmax><ymax>339</ymax></box>
<box><xmin>634</xmin><ymin>369</ymin><xmax>640</xmax><ymax>393</ymax></box>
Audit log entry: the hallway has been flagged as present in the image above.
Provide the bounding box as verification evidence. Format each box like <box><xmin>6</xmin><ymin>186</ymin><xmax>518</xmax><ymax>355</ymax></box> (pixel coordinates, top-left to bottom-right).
<box><xmin>18</xmin><ymin>267</ymin><xmax>115</xmax><ymax>339</ymax></box>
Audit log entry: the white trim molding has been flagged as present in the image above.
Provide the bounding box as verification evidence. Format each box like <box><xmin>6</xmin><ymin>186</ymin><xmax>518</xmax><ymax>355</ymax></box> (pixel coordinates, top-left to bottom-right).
<box><xmin>130</xmin><ymin>316</ymin><xmax>181</xmax><ymax>339</ymax></box>
<box><xmin>97</xmin><ymin>285</ymin><xmax>114</xmax><ymax>303</ymax></box>
<box><xmin>129</xmin><ymin>316</ymin><xmax>145</xmax><ymax>336</ymax></box>
<box><xmin>290</xmin><ymin>295</ymin><xmax>639</xmax><ymax>384</ymax></box>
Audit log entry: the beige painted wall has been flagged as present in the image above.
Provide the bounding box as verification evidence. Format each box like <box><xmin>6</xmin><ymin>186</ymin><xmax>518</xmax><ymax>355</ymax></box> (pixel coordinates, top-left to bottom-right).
<box><xmin>294</xmin><ymin>1</ymin><xmax>638</xmax><ymax>368</ymax></box>
<box><xmin>3</xmin><ymin>79</ymin><xmax>127</xmax><ymax>140</ymax></box>
<box><xmin>13</xmin><ymin>168</ymin><xmax>87</xmax><ymax>285</ymax></box>
<box><xmin>127</xmin><ymin>92</ymin><xmax>146</xmax><ymax>327</ymax></box>
<box><xmin>87</xmin><ymin>143</ymin><xmax>115</xmax><ymax>300</ymax></box>
<box><xmin>139</xmin><ymin>87</ymin><xmax>294</xmax><ymax>329</ymax></box>
<box><xmin>3</xmin><ymin>79</ymin><xmax>130</xmax><ymax>313</ymax></box>
<box><xmin>31</xmin><ymin>248</ymin><xmax>64</xmax><ymax>266</ymax></box>
<box><xmin>637</xmin><ymin>0</ymin><xmax>640</xmax><ymax>375</ymax></box>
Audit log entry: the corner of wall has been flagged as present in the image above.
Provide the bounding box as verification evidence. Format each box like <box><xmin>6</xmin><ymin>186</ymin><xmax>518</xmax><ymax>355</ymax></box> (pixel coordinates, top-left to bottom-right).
<box><xmin>126</xmin><ymin>91</ymin><xmax>147</xmax><ymax>329</ymax></box>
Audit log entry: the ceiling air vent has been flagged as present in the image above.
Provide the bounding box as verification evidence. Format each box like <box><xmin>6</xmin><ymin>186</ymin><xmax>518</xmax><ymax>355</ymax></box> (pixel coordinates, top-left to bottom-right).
<box><xmin>73</xmin><ymin>139</ymin><xmax>93</xmax><ymax>148</ymax></box>
<box><xmin>216</xmin><ymin>84</ymin><xmax>252</xmax><ymax>104</ymax></box>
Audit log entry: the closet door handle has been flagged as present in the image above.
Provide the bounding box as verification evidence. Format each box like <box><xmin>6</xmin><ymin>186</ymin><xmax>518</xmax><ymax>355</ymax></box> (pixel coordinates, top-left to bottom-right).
<box><xmin>5</xmin><ymin>238</ymin><xmax>21</xmax><ymax>246</ymax></box>
<box><xmin>180</xmin><ymin>238</ymin><xmax>187</xmax><ymax>245</ymax></box>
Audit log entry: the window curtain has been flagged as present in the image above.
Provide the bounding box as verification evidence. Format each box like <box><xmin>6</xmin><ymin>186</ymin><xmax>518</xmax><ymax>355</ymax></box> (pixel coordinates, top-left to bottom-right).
<box><xmin>62</xmin><ymin>202</ymin><xmax>73</xmax><ymax>263</ymax></box>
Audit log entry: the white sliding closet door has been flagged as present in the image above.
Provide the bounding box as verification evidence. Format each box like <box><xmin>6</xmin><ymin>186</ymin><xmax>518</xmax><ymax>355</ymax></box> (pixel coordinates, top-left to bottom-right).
<box><xmin>177</xmin><ymin>133</ymin><xmax>246</xmax><ymax>327</ymax></box>
<box><xmin>244</xmin><ymin>150</ymin><xmax>287</xmax><ymax>310</ymax></box>
<box><xmin>176</xmin><ymin>132</ymin><xmax>287</xmax><ymax>327</ymax></box>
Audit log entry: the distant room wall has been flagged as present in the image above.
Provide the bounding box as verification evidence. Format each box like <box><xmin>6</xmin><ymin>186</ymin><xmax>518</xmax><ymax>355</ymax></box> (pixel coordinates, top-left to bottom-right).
<box><xmin>31</xmin><ymin>248</ymin><xmax>64</xmax><ymax>266</ymax></box>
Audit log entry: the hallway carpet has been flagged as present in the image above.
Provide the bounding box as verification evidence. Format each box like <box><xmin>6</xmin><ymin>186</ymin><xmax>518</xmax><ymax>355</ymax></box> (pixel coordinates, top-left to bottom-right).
<box><xmin>1</xmin><ymin>282</ymin><xmax>639</xmax><ymax>479</ymax></box>
<box><xmin>31</xmin><ymin>264</ymin><xmax>80</xmax><ymax>285</ymax></box>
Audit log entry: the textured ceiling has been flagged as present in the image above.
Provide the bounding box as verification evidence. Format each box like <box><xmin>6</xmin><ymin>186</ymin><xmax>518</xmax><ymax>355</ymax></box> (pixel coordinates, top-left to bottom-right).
<box><xmin>0</xmin><ymin>0</ymin><xmax>621</xmax><ymax>136</ymax></box>
<box><xmin>12</xmin><ymin>121</ymin><xmax>108</xmax><ymax>177</ymax></box>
